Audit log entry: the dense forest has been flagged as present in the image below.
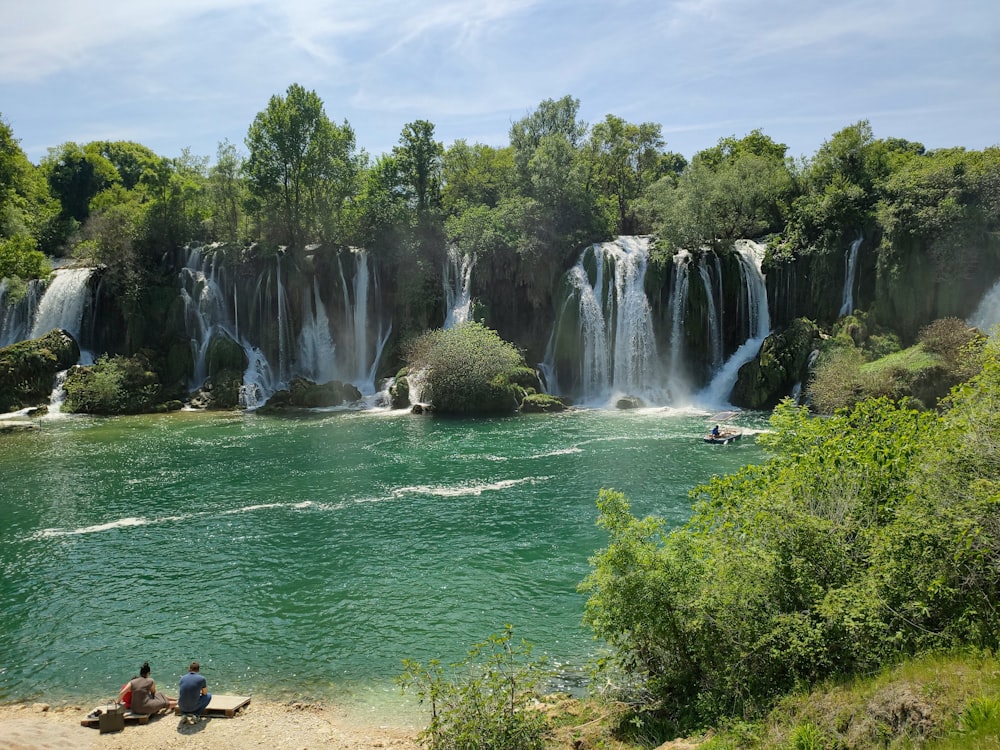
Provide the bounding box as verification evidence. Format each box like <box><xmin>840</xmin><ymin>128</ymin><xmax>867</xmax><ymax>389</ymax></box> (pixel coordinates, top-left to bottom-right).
<box><xmin>1</xmin><ymin>84</ymin><xmax>999</xmax><ymax>414</ymax></box>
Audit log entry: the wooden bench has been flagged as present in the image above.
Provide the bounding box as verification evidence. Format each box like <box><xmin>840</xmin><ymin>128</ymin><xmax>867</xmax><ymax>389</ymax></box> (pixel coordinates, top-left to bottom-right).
<box><xmin>174</xmin><ymin>694</ymin><xmax>251</xmax><ymax>718</ymax></box>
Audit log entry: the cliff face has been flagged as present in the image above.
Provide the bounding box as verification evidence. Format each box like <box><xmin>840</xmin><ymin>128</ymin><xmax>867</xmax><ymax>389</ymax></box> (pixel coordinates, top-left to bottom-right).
<box><xmin>4</xmin><ymin>224</ymin><xmax>1000</xmax><ymax>413</ymax></box>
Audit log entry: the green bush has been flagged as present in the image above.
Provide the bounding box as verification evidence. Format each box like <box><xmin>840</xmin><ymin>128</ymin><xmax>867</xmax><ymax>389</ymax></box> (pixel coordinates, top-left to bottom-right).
<box><xmin>63</xmin><ymin>355</ymin><xmax>162</xmax><ymax>414</ymax></box>
<box><xmin>398</xmin><ymin>625</ymin><xmax>550</xmax><ymax>750</ymax></box>
<box><xmin>581</xmin><ymin>341</ymin><xmax>1000</xmax><ymax>727</ymax></box>
<box><xmin>406</xmin><ymin>322</ymin><xmax>527</xmax><ymax>414</ymax></box>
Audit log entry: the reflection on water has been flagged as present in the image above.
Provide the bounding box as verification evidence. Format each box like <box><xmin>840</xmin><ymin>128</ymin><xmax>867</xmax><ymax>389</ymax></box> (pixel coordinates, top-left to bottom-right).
<box><xmin>0</xmin><ymin>408</ymin><xmax>765</xmax><ymax>713</ymax></box>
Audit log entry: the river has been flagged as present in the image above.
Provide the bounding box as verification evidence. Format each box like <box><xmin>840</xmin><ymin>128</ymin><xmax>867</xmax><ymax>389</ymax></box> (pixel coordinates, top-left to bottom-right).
<box><xmin>0</xmin><ymin>406</ymin><xmax>765</xmax><ymax>716</ymax></box>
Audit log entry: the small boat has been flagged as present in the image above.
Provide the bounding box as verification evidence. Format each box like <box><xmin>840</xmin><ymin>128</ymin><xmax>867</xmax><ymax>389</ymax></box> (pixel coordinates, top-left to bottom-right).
<box><xmin>704</xmin><ymin>428</ymin><xmax>742</xmax><ymax>445</ymax></box>
<box><xmin>704</xmin><ymin>411</ymin><xmax>742</xmax><ymax>444</ymax></box>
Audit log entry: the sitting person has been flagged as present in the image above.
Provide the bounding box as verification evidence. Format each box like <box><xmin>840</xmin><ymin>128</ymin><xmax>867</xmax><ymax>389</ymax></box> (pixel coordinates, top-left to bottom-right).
<box><xmin>178</xmin><ymin>661</ymin><xmax>211</xmax><ymax>722</ymax></box>
<box><xmin>119</xmin><ymin>661</ymin><xmax>177</xmax><ymax>714</ymax></box>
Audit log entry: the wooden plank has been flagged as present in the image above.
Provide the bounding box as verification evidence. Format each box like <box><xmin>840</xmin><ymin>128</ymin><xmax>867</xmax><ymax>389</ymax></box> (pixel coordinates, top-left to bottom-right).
<box><xmin>80</xmin><ymin>709</ymin><xmax>150</xmax><ymax>728</ymax></box>
<box><xmin>174</xmin><ymin>694</ymin><xmax>251</xmax><ymax>718</ymax></box>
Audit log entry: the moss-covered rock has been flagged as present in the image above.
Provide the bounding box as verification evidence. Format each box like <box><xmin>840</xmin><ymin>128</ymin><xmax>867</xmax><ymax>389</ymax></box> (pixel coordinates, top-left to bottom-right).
<box><xmin>0</xmin><ymin>329</ymin><xmax>80</xmax><ymax>411</ymax></box>
<box><xmin>259</xmin><ymin>378</ymin><xmax>363</xmax><ymax>411</ymax></box>
<box><xmin>188</xmin><ymin>368</ymin><xmax>244</xmax><ymax>410</ymax></box>
<box><xmin>205</xmin><ymin>332</ymin><xmax>248</xmax><ymax>379</ymax></box>
<box><xmin>288</xmin><ymin>377</ymin><xmax>362</xmax><ymax>407</ymax></box>
<box><xmin>615</xmin><ymin>396</ymin><xmax>645</xmax><ymax>409</ymax></box>
<box><xmin>62</xmin><ymin>354</ymin><xmax>166</xmax><ymax>415</ymax></box>
<box><xmin>731</xmin><ymin>318</ymin><xmax>822</xmax><ymax>410</ymax></box>
<box><xmin>519</xmin><ymin>393</ymin><xmax>568</xmax><ymax>413</ymax></box>
<box><xmin>390</xmin><ymin>374</ymin><xmax>411</xmax><ymax>409</ymax></box>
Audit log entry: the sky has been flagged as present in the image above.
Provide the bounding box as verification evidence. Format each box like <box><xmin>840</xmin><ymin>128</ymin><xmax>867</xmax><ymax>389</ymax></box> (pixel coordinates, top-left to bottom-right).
<box><xmin>1</xmin><ymin>0</ymin><xmax>998</xmax><ymax>166</ymax></box>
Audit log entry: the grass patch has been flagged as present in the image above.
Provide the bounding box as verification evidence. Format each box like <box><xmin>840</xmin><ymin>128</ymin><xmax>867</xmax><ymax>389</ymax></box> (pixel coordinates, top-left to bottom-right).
<box><xmin>860</xmin><ymin>344</ymin><xmax>943</xmax><ymax>375</ymax></box>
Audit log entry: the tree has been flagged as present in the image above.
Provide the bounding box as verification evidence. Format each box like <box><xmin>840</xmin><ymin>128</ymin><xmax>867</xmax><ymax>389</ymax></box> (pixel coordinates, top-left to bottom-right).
<box><xmin>0</xmin><ymin>114</ymin><xmax>59</xmax><ymax>267</ymax></box>
<box><xmin>41</xmin><ymin>142</ymin><xmax>120</xmax><ymax>224</ymax></box>
<box><xmin>208</xmin><ymin>139</ymin><xmax>245</xmax><ymax>243</ymax></box>
<box><xmin>647</xmin><ymin>132</ymin><xmax>794</xmax><ymax>250</ymax></box>
<box><xmin>509</xmin><ymin>95</ymin><xmax>587</xmax><ymax>189</ymax></box>
<box><xmin>441</xmin><ymin>140</ymin><xmax>516</xmax><ymax>214</ymax></box>
<box><xmin>585</xmin><ymin>114</ymin><xmax>668</xmax><ymax>234</ymax></box>
<box><xmin>244</xmin><ymin>83</ymin><xmax>361</xmax><ymax>247</ymax></box>
<box><xmin>393</xmin><ymin>119</ymin><xmax>443</xmax><ymax>217</ymax></box>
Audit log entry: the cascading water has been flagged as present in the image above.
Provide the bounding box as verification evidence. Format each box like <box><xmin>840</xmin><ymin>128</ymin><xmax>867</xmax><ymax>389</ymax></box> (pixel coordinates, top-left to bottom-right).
<box><xmin>698</xmin><ymin>240</ymin><xmax>770</xmax><ymax>407</ymax></box>
<box><xmin>968</xmin><ymin>277</ymin><xmax>1000</xmax><ymax>336</ymax></box>
<box><xmin>668</xmin><ymin>250</ymin><xmax>691</xmax><ymax>389</ymax></box>
<box><xmin>542</xmin><ymin>236</ymin><xmax>662</xmax><ymax>405</ymax></box>
<box><xmin>697</xmin><ymin>254</ymin><xmax>723</xmax><ymax>371</ymax></box>
<box><xmin>0</xmin><ymin>278</ymin><xmax>45</xmax><ymax>347</ymax></box>
<box><xmin>443</xmin><ymin>246</ymin><xmax>475</xmax><ymax>329</ymax></box>
<box><xmin>297</xmin><ymin>278</ymin><xmax>337</xmax><ymax>383</ymax></box>
<box><xmin>179</xmin><ymin>247</ymin><xmax>278</xmax><ymax>408</ymax></box>
<box><xmin>839</xmin><ymin>234</ymin><xmax>863</xmax><ymax>317</ymax></box>
<box><xmin>337</xmin><ymin>248</ymin><xmax>392</xmax><ymax>392</ymax></box>
<box><xmin>29</xmin><ymin>267</ymin><xmax>94</xmax><ymax>343</ymax></box>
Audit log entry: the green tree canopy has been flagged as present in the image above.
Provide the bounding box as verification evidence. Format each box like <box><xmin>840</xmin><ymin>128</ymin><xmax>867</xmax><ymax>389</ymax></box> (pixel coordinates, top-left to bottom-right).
<box><xmin>0</xmin><ymin>115</ymin><xmax>58</xmax><ymax>275</ymax></box>
<box><xmin>645</xmin><ymin>131</ymin><xmax>794</xmax><ymax>250</ymax></box>
<box><xmin>244</xmin><ymin>83</ymin><xmax>362</xmax><ymax>247</ymax></box>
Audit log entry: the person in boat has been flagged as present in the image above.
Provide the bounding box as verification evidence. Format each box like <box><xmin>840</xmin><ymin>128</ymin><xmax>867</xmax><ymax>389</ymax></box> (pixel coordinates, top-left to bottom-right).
<box><xmin>711</xmin><ymin>424</ymin><xmax>720</xmax><ymax>437</ymax></box>
<box><xmin>119</xmin><ymin>661</ymin><xmax>177</xmax><ymax>714</ymax></box>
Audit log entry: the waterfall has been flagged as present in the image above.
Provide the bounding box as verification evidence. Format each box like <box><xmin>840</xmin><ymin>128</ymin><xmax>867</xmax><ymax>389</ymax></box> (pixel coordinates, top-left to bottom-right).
<box><xmin>968</xmin><ymin>277</ymin><xmax>1000</xmax><ymax>336</ymax></box>
<box><xmin>30</xmin><ymin>267</ymin><xmax>93</xmax><ymax>342</ymax></box>
<box><xmin>0</xmin><ymin>278</ymin><xmax>45</xmax><ymax>347</ymax></box>
<box><xmin>541</xmin><ymin>236</ymin><xmax>661</xmax><ymax>405</ymax></box>
<box><xmin>297</xmin><ymin>278</ymin><xmax>337</xmax><ymax>383</ymax></box>
<box><xmin>839</xmin><ymin>234</ymin><xmax>863</xmax><ymax>317</ymax></box>
<box><xmin>179</xmin><ymin>247</ymin><xmax>280</xmax><ymax>405</ymax></box>
<box><xmin>443</xmin><ymin>247</ymin><xmax>475</xmax><ymax>329</ymax></box>
<box><xmin>699</xmin><ymin>240</ymin><xmax>770</xmax><ymax>407</ymax></box>
<box><xmin>697</xmin><ymin>254</ymin><xmax>723</xmax><ymax>371</ymax></box>
<box><xmin>337</xmin><ymin>248</ymin><xmax>392</xmax><ymax>394</ymax></box>
<box><xmin>668</xmin><ymin>250</ymin><xmax>691</xmax><ymax>389</ymax></box>
<box><xmin>45</xmin><ymin>369</ymin><xmax>70</xmax><ymax>418</ymax></box>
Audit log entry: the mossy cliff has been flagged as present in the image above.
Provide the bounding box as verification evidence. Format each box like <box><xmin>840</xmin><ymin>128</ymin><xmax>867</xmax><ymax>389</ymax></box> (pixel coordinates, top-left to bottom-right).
<box><xmin>0</xmin><ymin>329</ymin><xmax>80</xmax><ymax>411</ymax></box>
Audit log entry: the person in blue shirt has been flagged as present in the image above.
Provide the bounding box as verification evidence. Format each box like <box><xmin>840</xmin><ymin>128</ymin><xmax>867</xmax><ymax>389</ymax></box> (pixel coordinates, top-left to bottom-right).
<box><xmin>178</xmin><ymin>661</ymin><xmax>211</xmax><ymax>723</ymax></box>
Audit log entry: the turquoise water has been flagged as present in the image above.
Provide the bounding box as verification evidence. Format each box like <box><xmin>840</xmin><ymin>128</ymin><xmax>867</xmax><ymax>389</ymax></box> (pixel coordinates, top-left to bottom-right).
<box><xmin>0</xmin><ymin>407</ymin><xmax>764</xmax><ymax>715</ymax></box>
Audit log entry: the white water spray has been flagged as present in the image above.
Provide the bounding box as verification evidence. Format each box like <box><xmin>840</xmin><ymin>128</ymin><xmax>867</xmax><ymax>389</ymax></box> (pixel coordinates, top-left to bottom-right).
<box><xmin>542</xmin><ymin>236</ymin><xmax>661</xmax><ymax>405</ymax></box>
<box><xmin>968</xmin><ymin>277</ymin><xmax>1000</xmax><ymax>336</ymax></box>
<box><xmin>30</xmin><ymin>268</ymin><xmax>93</xmax><ymax>341</ymax></box>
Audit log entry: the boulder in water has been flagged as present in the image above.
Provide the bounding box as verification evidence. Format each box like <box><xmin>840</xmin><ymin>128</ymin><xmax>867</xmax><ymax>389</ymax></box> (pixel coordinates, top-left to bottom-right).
<box><xmin>519</xmin><ymin>393</ymin><xmax>568</xmax><ymax>413</ymax></box>
<box><xmin>258</xmin><ymin>378</ymin><xmax>363</xmax><ymax>411</ymax></box>
<box><xmin>615</xmin><ymin>396</ymin><xmax>645</xmax><ymax>410</ymax></box>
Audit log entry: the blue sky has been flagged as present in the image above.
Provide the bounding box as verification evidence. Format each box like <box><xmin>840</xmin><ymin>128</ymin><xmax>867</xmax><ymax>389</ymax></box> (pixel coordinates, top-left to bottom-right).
<box><xmin>1</xmin><ymin>0</ymin><xmax>997</xmax><ymax>166</ymax></box>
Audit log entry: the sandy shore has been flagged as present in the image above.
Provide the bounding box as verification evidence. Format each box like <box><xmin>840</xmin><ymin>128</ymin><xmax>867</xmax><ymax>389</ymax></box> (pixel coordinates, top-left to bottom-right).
<box><xmin>0</xmin><ymin>700</ymin><xmax>422</xmax><ymax>750</ymax></box>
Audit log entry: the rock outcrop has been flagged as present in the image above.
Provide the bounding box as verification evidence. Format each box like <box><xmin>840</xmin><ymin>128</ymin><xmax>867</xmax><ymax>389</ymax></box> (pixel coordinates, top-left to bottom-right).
<box><xmin>0</xmin><ymin>329</ymin><xmax>80</xmax><ymax>412</ymax></box>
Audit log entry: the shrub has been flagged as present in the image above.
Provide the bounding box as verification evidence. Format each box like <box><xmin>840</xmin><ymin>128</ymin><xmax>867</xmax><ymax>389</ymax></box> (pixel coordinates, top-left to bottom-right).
<box><xmin>63</xmin><ymin>354</ymin><xmax>162</xmax><ymax>414</ymax></box>
<box><xmin>398</xmin><ymin>625</ymin><xmax>550</xmax><ymax>750</ymax></box>
<box><xmin>406</xmin><ymin>322</ymin><xmax>527</xmax><ymax>414</ymax></box>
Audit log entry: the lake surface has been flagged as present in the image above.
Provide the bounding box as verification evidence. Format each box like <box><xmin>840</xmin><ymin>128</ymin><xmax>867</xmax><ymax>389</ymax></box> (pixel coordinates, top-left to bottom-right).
<box><xmin>0</xmin><ymin>407</ymin><xmax>765</xmax><ymax>717</ymax></box>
